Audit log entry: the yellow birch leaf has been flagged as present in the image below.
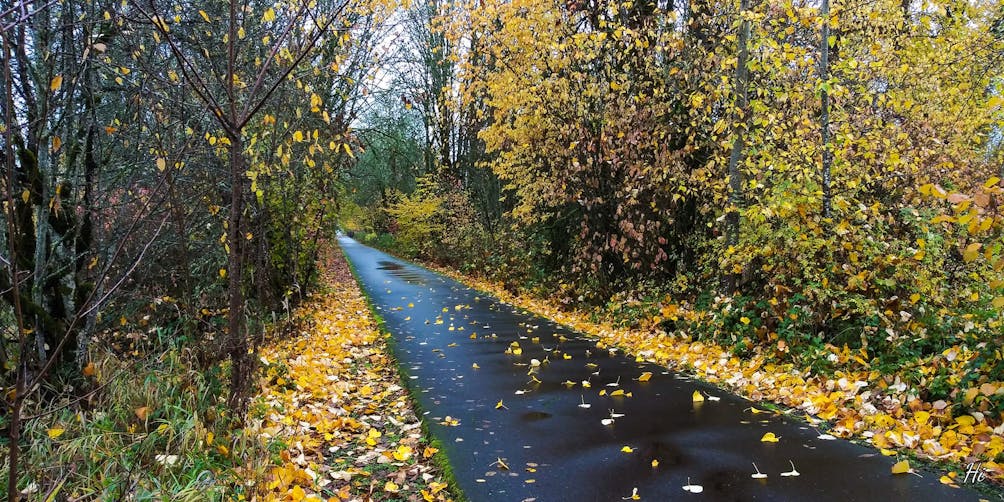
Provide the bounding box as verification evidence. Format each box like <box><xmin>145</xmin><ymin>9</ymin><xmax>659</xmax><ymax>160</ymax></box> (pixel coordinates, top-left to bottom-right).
<box><xmin>760</xmin><ymin>432</ymin><xmax>779</xmax><ymax>443</ymax></box>
<box><xmin>891</xmin><ymin>460</ymin><xmax>910</xmax><ymax>474</ymax></box>
<box><xmin>50</xmin><ymin>74</ymin><xmax>63</xmax><ymax>91</ymax></box>
<box><xmin>963</xmin><ymin>243</ymin><xmax>981</xmax><ymax>263</ymax></box>
<box><xmin>47</xmin><ymin>428</ymin><xmax>65</xmax><ymax>439</ymax></box>
<box><xmin>392</xmin><ymin>445</ymin><xmax>412</xmax><ymax>461</ymax></box>
<box><xmin>637</xmin><ymin>371</ymin><xmax>652</xmax><ymax>382</ymax></box>
<box><xmin>692</xmin><ymin>391</ymin><xmax>704</xmax><ymax>402</ymax></box>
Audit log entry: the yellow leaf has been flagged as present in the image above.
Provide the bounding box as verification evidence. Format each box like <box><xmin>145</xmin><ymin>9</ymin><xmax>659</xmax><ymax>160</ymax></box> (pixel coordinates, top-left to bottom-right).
<box><xmin>963</xmin><ymin>243</ymin><xmax>981</xmax><ymax>263</ymax></box>
<box><xmin>760</xmin><ymin>432</ymin><xmax>779</xmax><ymax>443</ymax></box>
<box><xmin>199</xmin><ymin>10</ymin><xmax>210</xmax><ymax>22</ymax></box>
<box><xmin>914</xmin><ymin>410</ymin><xmax>930</xmax><ymax>426</ymax></box>
<box><xmin>423</xmin><ymin>446</ymin><xmax>438</xmax><ymax>458</ymax></box>
<box><xmin>343</xmin><ymin>143</ymin><xmax>355</xmax><ymax>158</ymax></box>
<box><xmin>939</xmin><ymin>475</ymin><xmax>955</xmax><ymax>485</ymax></box>
<box><xmin>52</xmin><ymin>135</ymin><xmax>61</xmax><ymax>152</ymax></box>
<box><xmin>472</xmin><ymin>363</ymin><xmax>480</xmax><ymax>369</ymax></box>
<box><xmin>909</xmin><ymin>293</ymin><xmax>920</xmax><ymax>304</ymax></box>
<box><xmin>740</xmin><ymin>316</ymin><xmax>750</xmax><ymax>325</ymax></box>
<box><xmin>135</xmin><ymin>406</ymin><xmax>150</xmax><ymax>420</ymax></box>
<box><xmin>621</xmin><ymin>445</ymin><xmax>634</xmax><ymax>453</ymax></box>
<box><xmin>82</xmin><ymin>362</ymin><xmax>96</xmax><ymax>377</ymax></box>
<box><xmin>366</xmin><ymin>428</ymin><xmax>381</xmax><ymax>446</ymax></box>
<box><xmin>293</xmin><ymin>130</ymin><xmax>304</xmax><ymax>142</ymax></box>
<box><xmin>47</xmin><ymin>428</ymin><xmax>65</xmax><ymax>439</ymax></box>
<box><xmin>637</xmin><ymin>371</ymin><xmax>652</xmax><ymax>382</ymax></box>
<box><xmin>206</xmin><ymin>432</ymin><xmax>214</xmax><ymax>445</ymax></box>
<box><xmin>263</xmin><ymin>7</ymin><xmax>276</xmax><ymax>22</ymax></box>
<box><xmin>219</xmin><ymin>268</ymin><xmax>226</xmax><ymax>279</ymax></box>
<box><xmin>392</xmin><ymin>445</ymin><xmax>412</xmax><ymax>461</ymax></box>
<box><xmin>984</xmin><ymin>177</ymin><xmax>1001</xmax><ymax>189</ymax></box>
<box><xmin>992</xmin><ymin>296</ymin><xmax>1004</xmax><ymax>309</ymax></box>
<box><xmin>651</xmin><ymin>459</ymin><xmax>659</xmax><ymax>468</ymax></box>
<box><xmin>891</xmin><ymin>460</ymin><xmax>910</xmax><ymax>474</ymax></box>
<box><xmin>692</xmin><ymin>391</ymin><xmax>704</xmax><ymax>403</ymax></box>
<box><xmin>156</xmin><ymin>158</ymin><xmax>166</xmax><ymax>171</ymax></box>
<box><xmin>21</xmin><ymin>189</ymin><xmax>29</xmax><ymax>203</ymax></box>
<box><xmin>496</xmin><ymin>399</ymin><xmax>505</xmax><ymax>409</ymax></box>
<box><xmin>291</xmin><ymin>485</ymin><xmax>306</xmax><ymax>501</ymax></box>
<box><xmin>50</xmin><ymin>74</ymin><xmax>63</xmax><ymax>91</ymax></box>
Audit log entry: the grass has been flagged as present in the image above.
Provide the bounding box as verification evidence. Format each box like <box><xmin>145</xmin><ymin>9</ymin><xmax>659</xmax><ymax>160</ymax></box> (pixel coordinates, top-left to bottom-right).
<box><xmin>1</xmin><ymin>347</ymin><xmax>278</xmax><ymax>500</ymax></box>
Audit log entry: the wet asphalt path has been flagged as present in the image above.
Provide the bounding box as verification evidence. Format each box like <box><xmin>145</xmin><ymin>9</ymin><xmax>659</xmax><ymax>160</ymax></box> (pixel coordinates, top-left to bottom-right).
<box><xmin>339</xmin><ymin>236</ymin><xmax>982</xmax><ymax>501</ymax></box>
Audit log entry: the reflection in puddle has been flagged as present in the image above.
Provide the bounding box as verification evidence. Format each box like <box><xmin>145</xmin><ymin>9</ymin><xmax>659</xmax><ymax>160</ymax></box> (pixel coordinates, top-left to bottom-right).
<box><xmin>377</xmin><ymin>261</ymin><xmax>426</xmax><ymax>285</ymax></box>
<box><xmin>521</xmin><ymin>411</ymin><xmax>553</xmax><ymax>422</ymax></box>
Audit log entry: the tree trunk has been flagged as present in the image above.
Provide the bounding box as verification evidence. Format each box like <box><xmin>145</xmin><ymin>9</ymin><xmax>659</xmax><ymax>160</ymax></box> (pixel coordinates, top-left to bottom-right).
<box><xmin>820</xmin><ymin>0</ymin><xmax>832</xmax><ymax>218</ymax></box>
<box><xmin>724</xmin><ymin>0</ymin><xmax>752</xmax><ymax>293</ymax></box>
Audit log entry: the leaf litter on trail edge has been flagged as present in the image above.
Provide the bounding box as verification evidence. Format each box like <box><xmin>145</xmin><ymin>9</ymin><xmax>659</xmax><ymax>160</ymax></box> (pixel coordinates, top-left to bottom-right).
<box><xmin>253</xmin><ymin>248</ymin><xmax>454</xmax><ymax>501</ymax></box>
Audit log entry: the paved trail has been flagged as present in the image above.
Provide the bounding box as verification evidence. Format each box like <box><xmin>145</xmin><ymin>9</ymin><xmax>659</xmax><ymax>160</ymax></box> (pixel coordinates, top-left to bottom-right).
<box><xmin>340</xmin><ymin>236</ymin><xmax>981</xmax><ymax>501</ymax></box>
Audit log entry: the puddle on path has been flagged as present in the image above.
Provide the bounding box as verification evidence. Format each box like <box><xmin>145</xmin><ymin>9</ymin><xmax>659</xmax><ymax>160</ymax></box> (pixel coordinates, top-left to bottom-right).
<box><xmin>376</xmin><ymin>260</ymin><xmax>404</xmax><ymax>270</ymax></box>
<box><xmin>377</xmin><ymin>260</ymin><xmax>426</xmax><ymax>285</ymax></box>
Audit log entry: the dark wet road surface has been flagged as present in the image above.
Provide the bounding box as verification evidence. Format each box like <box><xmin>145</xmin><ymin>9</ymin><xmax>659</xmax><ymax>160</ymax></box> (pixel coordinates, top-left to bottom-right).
<box><xmin>339</xmin><ymin>236</ymin><xmax>982</xmax><ymax>501</ymax></box>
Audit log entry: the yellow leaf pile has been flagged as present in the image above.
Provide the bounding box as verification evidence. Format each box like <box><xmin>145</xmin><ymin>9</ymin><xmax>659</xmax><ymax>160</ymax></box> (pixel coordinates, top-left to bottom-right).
<box><xmin>254</xmin><ymin>248</ymin><xmax>454</xmax><ymax>501</ymax></box>
<box><xmin>432</xmin><ymin>266</ymin><xmax>1004</xmax><ymax>483</ymax></box>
